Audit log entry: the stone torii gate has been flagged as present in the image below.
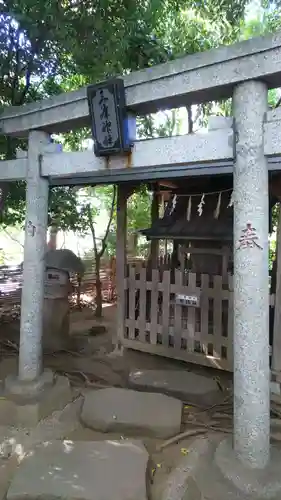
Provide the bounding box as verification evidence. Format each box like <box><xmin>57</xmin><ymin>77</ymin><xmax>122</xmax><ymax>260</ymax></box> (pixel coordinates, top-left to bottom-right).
<box><xmin>2</xmin><ymin>30</ymin><xmax>281</xmax><ymax>498</ymax></box>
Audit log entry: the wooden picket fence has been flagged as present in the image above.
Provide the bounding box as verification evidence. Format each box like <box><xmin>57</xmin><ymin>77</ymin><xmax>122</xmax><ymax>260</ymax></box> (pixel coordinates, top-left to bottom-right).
<box><xmin>123</xmin><ymin>265</ymin><xmax>275</xmax><ymax>371</ymax></box>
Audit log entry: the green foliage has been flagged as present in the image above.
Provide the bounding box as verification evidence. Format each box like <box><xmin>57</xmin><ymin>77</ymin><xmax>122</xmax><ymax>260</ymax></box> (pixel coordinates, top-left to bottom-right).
<box><xmin>272</xmin><ymin>203</ymin><xmax>279</xmax><ymax>232</ymax></box>
<box><xmin>137</xmin><ymin>110</ymin><xmax>182</xmax><ymax>139</ymax></box>
<box><xmin>240</xmin><ymin>2</ymin><xmax>281</xmax><ymax>40</ymax></box>
<box><xmin>48</xmin><ymin>187</ymin><xmax>82</xmax><ymax>231</ymax></box>
<box><xmin>76</xmin><ymin>183</ymin><xmax>151</xmax><ymax>257</ymax></box>
<box><xmin>0</xmin><ymin>0</ymin><xmax>276</xmax><ymax>237</ymax></box>
<box><xmin>127</xmin><ymin>186</ymin><xmax>151</xmax><ymax>233</ymax></box>
<box><xmin>190</xmin><ymin>0</ymin><xmax>248</xmax><ymax>29</ymax></box>
<box><xmin>268</xmin><ymin>89</ymin><xmax>280</xmax><ymax>108</ymax></box>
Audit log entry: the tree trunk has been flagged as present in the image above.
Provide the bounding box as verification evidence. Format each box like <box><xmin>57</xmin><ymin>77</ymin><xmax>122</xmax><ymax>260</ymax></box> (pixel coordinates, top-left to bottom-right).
<box><xmin>95</xmin><ymin>255</ymin><xmax>103</xmax><ymax>318</ymax></box>
<box><xmin>48</xmin><ymin>226</ymin><xmax>58</xmax><ymax>250</ymax></box>
<box><xmin>186</xmin><ymin>105</ymin><xmax>193</xmax><ymax>134</ymax></box>
<box><xmin>86</xmin><ymin>185</ymin><xmax>117</xmax><ymax>318</ymax></box>
<box><xmin>76</xmin><ymin>273</ymin><xmax>82</xmax><ymax>310</ymax></box>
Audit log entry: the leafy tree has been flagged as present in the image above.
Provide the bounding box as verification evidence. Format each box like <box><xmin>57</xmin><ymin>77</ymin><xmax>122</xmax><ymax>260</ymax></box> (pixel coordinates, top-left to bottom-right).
<box><xmin>84</xmin><ymin>186</ymin><xmax>116</xmax><ymax>317</ymax></box>
<box><xmin>0</xmin><ymin>0</ymin><xmax>186</xmax><ymax>228</ymax></box>
<box><xmin>2</xmin><ymin>0</ymin><xmax>270</xmax><ymax>315</ymax></box>
<box><xmin>0</xmin><ymin>3</ymin><xmax>84</xmax><ymax>227</ymax></box>
<box><xmin>1</xmin><ymin>0</ymin><xmax>252</xmax><ymax>229</ymax></box>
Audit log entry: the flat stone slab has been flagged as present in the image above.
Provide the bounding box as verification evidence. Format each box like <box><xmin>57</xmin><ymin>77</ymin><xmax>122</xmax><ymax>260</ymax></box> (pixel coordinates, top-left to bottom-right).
<box><xmin>129</xmin><ymin>369</ymin><xmax>221</xmax><ymax>405</ymax></box>
<box><xmin>81</xmin><ymin>387</ymin><xmax>182</xmax><ymax>438</ymax></box>
<box><xmin>7</xmin><ymin>440</ymin><xmax>148</xmax><ymax>500</ymax></box>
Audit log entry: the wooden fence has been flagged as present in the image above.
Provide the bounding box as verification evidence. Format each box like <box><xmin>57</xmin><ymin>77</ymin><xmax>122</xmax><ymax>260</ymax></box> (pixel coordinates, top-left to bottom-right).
<box><xmin>0</xmin><ymin>259</ymin><xmax>122</xmax><ymax>309</ymax></box>
<box><xmin>123</xmin><ymin>265</ymin><xmax>275</xmax><ymax>371</ymax></box>
<box><xmin>0</xmin><ymin>257</ymin><xmax>145</xmax><ymax>311</ymax></box>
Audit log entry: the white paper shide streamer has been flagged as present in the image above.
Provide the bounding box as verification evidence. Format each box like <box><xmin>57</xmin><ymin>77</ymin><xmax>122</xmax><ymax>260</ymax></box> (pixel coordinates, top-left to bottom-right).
<box><xmin>166</xmin><ymin>189</ymin><xmax>233</xmax><ymax>219</ymax></box>
<box><xmin>214</xmin><ymin>191</ymin><xmax>222</xmax><ymax>219</ymax></box>
<box><xmin>227</xmin><ymin>191</ymin><xmax>234</xmax><ymax>208</ymax></box>
<box><xmin>169</xmin><ymin>194</ymin><xmax>177</xmax><ymax>215</ymax></box>
<box><xmin>197</xmin><ymin>193</ymin><xmax>205</xmax><ymax>216</ymax></box>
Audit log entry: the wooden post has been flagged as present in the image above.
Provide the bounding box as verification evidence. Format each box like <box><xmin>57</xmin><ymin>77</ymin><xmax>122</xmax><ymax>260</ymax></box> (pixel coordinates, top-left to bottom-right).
<box><xmin>116</xmin><ymin>184</ymin><xmax>128</xmax><ymax>347</ymax></box>
<box><xmin>272</xmin><ymin>204</ymin><xmax>281</xmax><ymax>373</ymax></box>
<box><xmin>150</xmin><ymin>189</ymin><xmax>159</xmax><ymax>268</ymax></box>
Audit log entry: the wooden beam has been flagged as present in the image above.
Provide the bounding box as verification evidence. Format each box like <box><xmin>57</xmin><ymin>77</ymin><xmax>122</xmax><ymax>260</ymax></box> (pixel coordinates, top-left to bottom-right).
<box><xmin>272</xmin><ymin>204</ymin><xmax>281</xmax><ymax>372</ymax></box>
<box><xmin>158</xmin><ymin>180</ymin><xmax>178</xmax><ymax>189</ymax></box>
<box><xmin>149</xmin><ymin>189</ymin><xmax>160</xmax><ymax>268</ymax></box>
<box><xmin>116</xmin><ymin>185</ymin><xmax>129</xmax><ymax>346</ymax></box>
<box><xmin>269</xmin><ymin>174</ymin><xmax>281</xmax><ymax>200</ymax></box>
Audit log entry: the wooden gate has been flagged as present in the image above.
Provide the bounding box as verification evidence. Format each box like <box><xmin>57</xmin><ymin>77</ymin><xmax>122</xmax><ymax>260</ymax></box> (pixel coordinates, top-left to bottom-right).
<box><xmin>123</xmin><ymin>265</ymin><xmax>234</xmax><ymax>371</ymax></box>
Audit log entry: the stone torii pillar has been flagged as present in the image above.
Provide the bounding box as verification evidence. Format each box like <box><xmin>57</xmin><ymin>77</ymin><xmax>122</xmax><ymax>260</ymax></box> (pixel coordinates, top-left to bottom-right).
<box><xmin>177</xmin><ymin>81</ymin><xmax>281</xmax><ymax>500</ymax></box>
<box><xmin>232</xmin><ymin>80</ymin><xmax>270</xmax><ymax>470</ymax></box>
<box><xmin>5</xmin><ymin>130</ymin><xmax>53</xmax><ymax>397</ymax></box>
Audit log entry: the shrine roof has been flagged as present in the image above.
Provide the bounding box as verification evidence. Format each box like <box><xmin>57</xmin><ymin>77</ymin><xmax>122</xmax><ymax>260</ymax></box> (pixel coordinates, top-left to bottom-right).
<box><xmin>141</xmin><ymin>178</ymin><xmax>277</xmax><ymax>240</ymax></box>
<box><xmin>141</xmin><ymin>191</ymin><xmax>234</xmax><ymax>241</ymax></box>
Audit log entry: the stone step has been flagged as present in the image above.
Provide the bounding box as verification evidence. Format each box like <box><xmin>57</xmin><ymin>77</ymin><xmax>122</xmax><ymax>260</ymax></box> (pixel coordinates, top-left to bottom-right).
<box><xmin>7</xmin><ymin>440</ymin><xmax>149</xmax><ymax>500</ymax></box>
<box><xmin>81</xmin><ymin>387</ymin><xmax>182</xmax><ymax>438</ymax></box>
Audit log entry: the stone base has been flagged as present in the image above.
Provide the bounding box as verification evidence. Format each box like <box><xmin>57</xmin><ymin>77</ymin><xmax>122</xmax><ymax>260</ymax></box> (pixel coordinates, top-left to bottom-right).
<box><xmin>0</xmin><ymin>375</ymin><xmax>73</xmax><ymax>428</ymax></box>
<box><xmin>5</xmin><ymin>369</ymin><xmax>54</xmax><ymax>400</ymax></box>
<box><xmin>161</xmin><ymin>436</ymin><xmax>281</xmax><ymax>500</ymax></box>
<box><xmin>43</xmin><ymin>297</ymin><xmax>72</xmax><ymax>352</ymax></box>
<box><xmin>216</xmin><ymin>438</ymin><xmax>281</xmax><ymax>498</ymax></box>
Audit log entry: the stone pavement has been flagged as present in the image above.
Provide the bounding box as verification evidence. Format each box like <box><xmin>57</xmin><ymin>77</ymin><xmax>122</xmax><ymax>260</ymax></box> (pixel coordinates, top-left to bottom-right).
<box><xmin>0</xmin><ymin>369</ymin><xmax>237</xmax><ymax>500</ymax></box>
<box><xmin>0</xmin><ymin>396</ymin><xmax>82</xmax><ymax>500</ymax></box>
<box><xmin>7</xmin><ymin>440</ymin><xmax>149</xmax><ymax>500</ymax></box>
<box><xmin>81</xmin><ymin>387</ymin><xmax>182</xmax><ymax>438</ymax></box>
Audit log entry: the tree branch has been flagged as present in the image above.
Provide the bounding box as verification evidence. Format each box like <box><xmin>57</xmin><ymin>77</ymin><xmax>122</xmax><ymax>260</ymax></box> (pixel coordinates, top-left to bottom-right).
<box><xmin>86</xmin><ymin>203</ymin><xmax>98</xmax><ymax>257</ymax></box>
<box><xmin>275</xmin><ymin>96</ymin><xmax>281</xmax><ymax>109</ymax></box>
<box><xmin>86</xmin><ymin>185</ymin><xmax>116</xmax><ymax>261</ymax></box>
<box><xmin>2</xmin><ymin>228</ymin><xmax>24</xmax><ymax>248</ymax></box>
<box><xmin>11</xmin><ymin>30</ymin><xmax>21</xmax><ymax>106</ymax></box>
<box><xmin>186</xmin><ymin>105</ymin><xmax>193</xmax><ymax>134</ymax></box>
<box><xmin>17</xmin><ymin>30</ymin><xmax>47</xmax><ymax>106</ymax></box>
<box><xmin>99</xmin><ymin>185</ymin><xmax>116</xmax><ymax>257</ymax></box>
<box><xmin>17</xmin><ymin>64</ymin><xmax>32</xmax><ymax>105</ymax></box>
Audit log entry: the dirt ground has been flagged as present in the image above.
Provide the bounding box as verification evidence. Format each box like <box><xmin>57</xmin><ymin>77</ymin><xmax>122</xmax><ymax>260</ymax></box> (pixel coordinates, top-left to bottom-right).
<box><xmin>0</xmin><ymin>303</ymin><xmax>236</xmax><ymax>499</ymax></box>
<box><xmin>0</xmin><ymin>305</ymin><xmax>281</xmax><ymax>499</ymax></box>
<box><xmin>0</xmin><ymin>302</ymin><xmax>233</xmax><ymax>388</ymax></box>
<box><xmin>69</xmin><ymin>303</ymin><xmax>233</xmax><ymax>383</ymax></box>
